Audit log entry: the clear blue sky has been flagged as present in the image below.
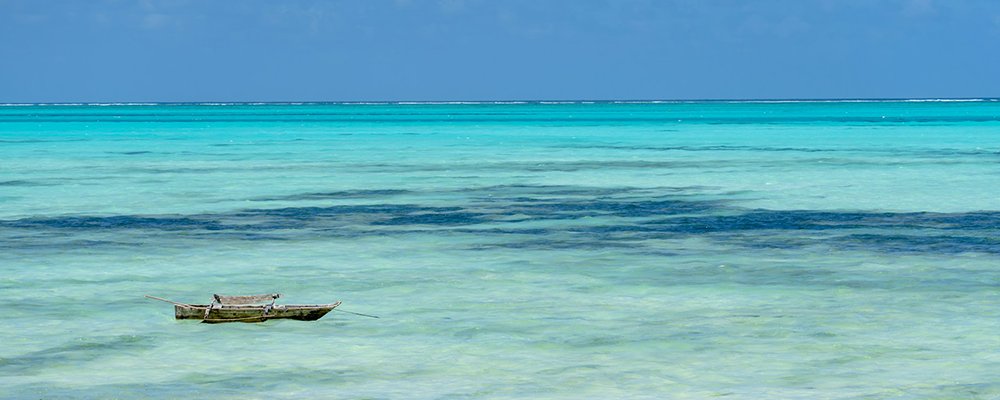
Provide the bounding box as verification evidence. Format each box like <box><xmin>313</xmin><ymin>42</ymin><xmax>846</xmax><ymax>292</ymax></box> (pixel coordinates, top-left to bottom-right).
<box><xmin>2</xmin><ymin>0</ymin><xmax>999</xmax><ymax>102</ymax></box>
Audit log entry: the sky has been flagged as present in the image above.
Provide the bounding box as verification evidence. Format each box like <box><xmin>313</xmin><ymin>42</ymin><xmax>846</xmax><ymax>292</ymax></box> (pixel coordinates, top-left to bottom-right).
<box><xmin>1</xmin><ymin>0</ymin><xmax>999</xmax><ymax>102</ymax></box>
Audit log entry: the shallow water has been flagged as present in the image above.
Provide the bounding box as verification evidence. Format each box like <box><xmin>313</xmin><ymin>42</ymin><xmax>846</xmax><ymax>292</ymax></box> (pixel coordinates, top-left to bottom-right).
<box><xmin>1</xmin><ymin>101</ymin><xmax>998</xmax><ymax>399</ymax></box>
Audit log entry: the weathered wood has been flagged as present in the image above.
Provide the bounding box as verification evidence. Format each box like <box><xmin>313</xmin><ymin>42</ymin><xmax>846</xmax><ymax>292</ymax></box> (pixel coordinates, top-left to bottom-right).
<box><xmin>174</xmin><ymin>301</ymin><xmax>341</xmax><ymax>323</ymax></box>
<box><xmin>212</xmin><ymin>293</ymin><xmax>281</xmax><ymax>305</ymax></box>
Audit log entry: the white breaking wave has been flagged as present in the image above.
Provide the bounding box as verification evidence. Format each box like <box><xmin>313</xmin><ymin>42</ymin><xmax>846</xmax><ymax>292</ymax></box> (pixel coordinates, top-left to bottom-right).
<box><xmin>900</xmin><ymin>98</ymin><xmax>989</xmax><ymax>102</ymax></box>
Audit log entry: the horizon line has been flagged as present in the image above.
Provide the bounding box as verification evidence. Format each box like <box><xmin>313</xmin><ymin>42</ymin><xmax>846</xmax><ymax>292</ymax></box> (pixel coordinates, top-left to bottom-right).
<box><xmin>2</xmin><ymin>97</ymin><xmax>998</xmax><ymax>106</ymax></box>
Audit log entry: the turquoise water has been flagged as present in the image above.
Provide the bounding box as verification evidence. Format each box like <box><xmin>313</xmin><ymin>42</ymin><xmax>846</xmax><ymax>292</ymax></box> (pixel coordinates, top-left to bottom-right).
<box><xmin>1</xmin><ymin>101</ymin><xmax>998</xmax><ymax>399</ymax></box>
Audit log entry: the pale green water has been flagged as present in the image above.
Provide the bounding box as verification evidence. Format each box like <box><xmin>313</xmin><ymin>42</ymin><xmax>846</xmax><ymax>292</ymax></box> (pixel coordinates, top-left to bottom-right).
<box><xmin>1</xmin><ymin>101</ymin><xmax>998</xmax><ymax>399</ymax></box>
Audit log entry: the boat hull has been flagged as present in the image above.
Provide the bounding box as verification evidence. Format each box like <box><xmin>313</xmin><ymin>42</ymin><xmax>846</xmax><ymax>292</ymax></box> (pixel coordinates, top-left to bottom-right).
<box><xmin>175</xmin><ymin>302</ymin><xmax>341</xmax><ymax>323</ymax></box>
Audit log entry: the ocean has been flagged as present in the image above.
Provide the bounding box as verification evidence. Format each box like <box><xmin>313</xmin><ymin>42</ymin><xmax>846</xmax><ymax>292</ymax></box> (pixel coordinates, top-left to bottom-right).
<box><xmin>1</xmin><ymin>100</ymin><xmax>998</xmax><ymax>399</ymax></box>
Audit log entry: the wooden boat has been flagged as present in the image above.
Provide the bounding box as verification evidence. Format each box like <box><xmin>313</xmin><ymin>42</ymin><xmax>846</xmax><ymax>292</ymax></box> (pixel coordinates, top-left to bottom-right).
<box><xmin>146</xmin><ymin>293</ymin><xmax>341</xmax><ymax>323</ymax></box>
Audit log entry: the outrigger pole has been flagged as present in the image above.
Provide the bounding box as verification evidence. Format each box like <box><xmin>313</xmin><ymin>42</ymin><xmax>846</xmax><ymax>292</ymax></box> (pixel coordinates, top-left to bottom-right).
<box><xmin>144</xmin><ymin>295</ymin><xmax>196</xmax><ymax>308</ymax></box>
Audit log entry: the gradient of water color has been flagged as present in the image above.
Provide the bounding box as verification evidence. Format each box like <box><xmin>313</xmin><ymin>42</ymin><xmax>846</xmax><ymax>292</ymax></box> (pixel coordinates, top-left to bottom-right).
<box><xmin>1</xmin><ymin>101</ymin><xmax>998</xmax><ymax>399</ymax></box>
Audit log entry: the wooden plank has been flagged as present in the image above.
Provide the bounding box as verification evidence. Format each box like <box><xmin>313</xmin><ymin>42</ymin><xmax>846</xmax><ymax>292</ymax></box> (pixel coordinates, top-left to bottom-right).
<box><xmin>212</xmin><ymin>293</ymin><xmax>280</xmax><ymax>305</ymax></box>
<box><xmin>174</xmin><ymin>301</ymin><xmax>342</xmax><ymax>323</ymax></box>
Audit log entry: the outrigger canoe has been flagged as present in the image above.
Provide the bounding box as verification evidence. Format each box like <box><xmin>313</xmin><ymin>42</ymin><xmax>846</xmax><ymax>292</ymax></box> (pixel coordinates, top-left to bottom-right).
<box><xmin>145</xmin><ymin>293</ymin><xmax>341</xmax><ymax>323</ymax></box>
